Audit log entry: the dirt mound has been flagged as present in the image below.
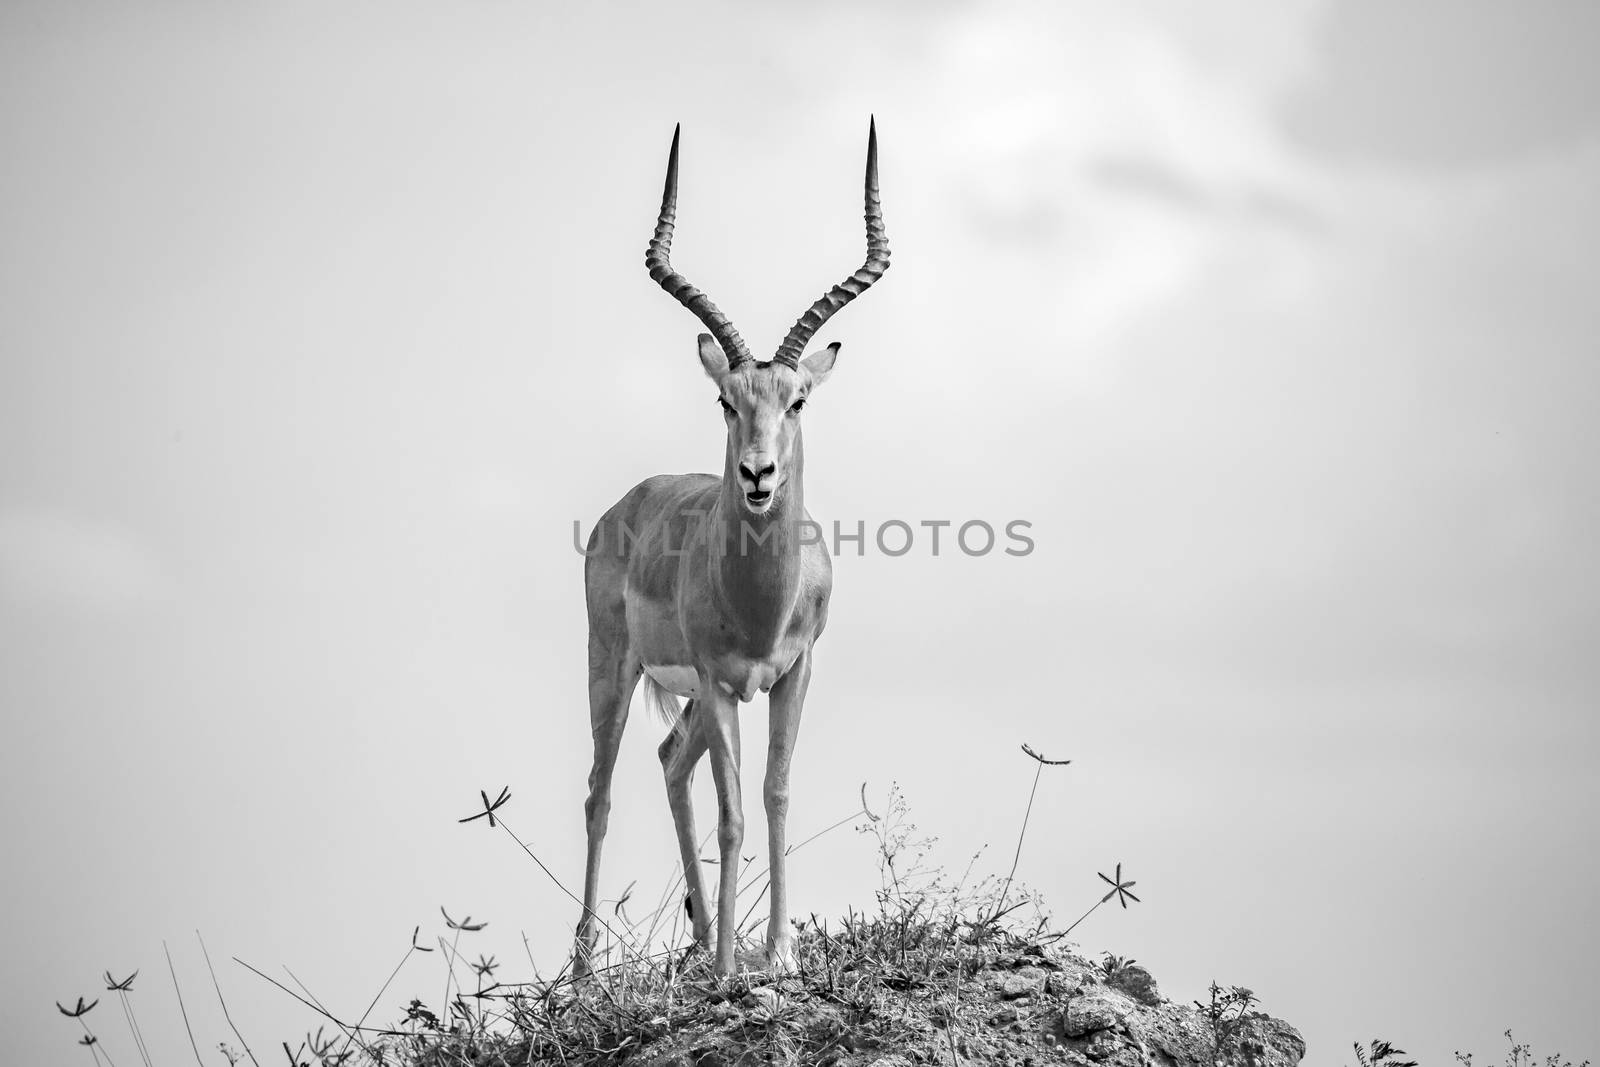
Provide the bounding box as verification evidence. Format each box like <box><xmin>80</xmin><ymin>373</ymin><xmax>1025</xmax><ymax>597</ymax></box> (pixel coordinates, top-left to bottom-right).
<box><xmin>598</xmin><ymin>940</ymin><xmax>1302</xmax><ymax>1067</ymax></box>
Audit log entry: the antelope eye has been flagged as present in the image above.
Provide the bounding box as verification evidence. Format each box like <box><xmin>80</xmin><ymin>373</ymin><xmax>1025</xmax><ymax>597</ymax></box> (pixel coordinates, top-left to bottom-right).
<box><xmin>717</xmin><ymin>397</ymin><xmax>735</xmax><ymax>416</ymax></box>
<box><xmin>789</xmin><ymin>397</ymin><xmax>807</xmax><ymax>414</ymax></box>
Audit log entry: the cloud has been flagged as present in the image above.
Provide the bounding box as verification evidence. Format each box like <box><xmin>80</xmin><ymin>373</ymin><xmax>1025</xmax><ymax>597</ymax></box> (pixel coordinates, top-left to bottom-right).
<box><xmin>1085</xmin><ymin>153</ymin><xmax>1326</xmax><ymax>235</ymax></box>
<box><xmin>1084</xmin><ymin>154</ymin><xmax>1216</xmax><ymax>214</ymax></box>
<box><xmin>870</xmin><ymin>1</ymin><xmax>1331</xmax><ymax>361</ymax></box>
<box><xmin>0</xmin><ymin>511</ymin><xmax>165</xmax><ymax>614</ymax></box>
<box><xmin>1282</xmin><ymin>0</ymin><xmax>1600</xmax><ymax>170</ymax></box>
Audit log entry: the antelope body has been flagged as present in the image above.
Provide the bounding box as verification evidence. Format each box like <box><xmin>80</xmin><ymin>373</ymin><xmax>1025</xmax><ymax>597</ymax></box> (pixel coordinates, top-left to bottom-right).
<box><xmin>576</xmin><ymin>122</ymin><xmax>889</xmax><ymax>976</ymax></box>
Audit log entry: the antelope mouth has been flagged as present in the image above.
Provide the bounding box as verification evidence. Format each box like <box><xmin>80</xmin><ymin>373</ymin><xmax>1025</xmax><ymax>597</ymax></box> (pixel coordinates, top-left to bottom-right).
<box><xmin>744</xmin><ymin>489</ymin><xmax>773</xmax><ymax>509</ymax></box>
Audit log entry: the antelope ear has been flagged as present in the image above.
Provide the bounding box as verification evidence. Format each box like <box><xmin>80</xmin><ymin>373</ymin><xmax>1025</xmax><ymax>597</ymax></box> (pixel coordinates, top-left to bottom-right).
<box><xmin>801</xmin><ymin>342</ymin><xmax>841</xmax><ymax>387</ymax></box>
<box><xmin>697</xmin><ymin>333</ymin><xmax>729</xmax><ymax>379</ymax></box>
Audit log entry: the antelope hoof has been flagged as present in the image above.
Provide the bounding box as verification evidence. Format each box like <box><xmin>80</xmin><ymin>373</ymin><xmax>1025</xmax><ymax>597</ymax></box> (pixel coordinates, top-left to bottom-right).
<box><xmin>572</xmin><ymin>938</ymin><xmax>600</xmax><ymax>981</ymax></box>
<box><xmin>765</xmin><ymin>932</ymin><xmax>799</xmax><ymax>975</ymax></box>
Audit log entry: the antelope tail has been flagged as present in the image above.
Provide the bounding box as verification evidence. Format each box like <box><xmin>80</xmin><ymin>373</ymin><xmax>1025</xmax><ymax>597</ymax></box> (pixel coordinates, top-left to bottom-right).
<box><xmin>641</xmin><ymin>674</ymin><xmax>685</xmax><ymax>734</ymax></box>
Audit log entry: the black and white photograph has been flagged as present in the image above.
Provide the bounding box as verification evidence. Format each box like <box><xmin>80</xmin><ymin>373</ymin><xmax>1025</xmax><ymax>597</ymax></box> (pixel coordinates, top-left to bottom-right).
<box><xmin>4</xmin><ymin>3</ymin><xmax>1597</xmax><ymax>1065</ymax></box>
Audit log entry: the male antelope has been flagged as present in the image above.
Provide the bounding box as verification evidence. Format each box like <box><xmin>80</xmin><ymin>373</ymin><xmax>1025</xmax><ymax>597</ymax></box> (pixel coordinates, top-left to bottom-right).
<box><xmin>576</xmin><ymin>121</ymin><xmax>889</xmax><ymax>977</ymax></box>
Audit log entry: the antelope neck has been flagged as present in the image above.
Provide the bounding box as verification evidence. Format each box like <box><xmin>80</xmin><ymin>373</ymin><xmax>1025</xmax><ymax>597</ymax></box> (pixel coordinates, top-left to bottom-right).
<box><xmin>710</xmin><ymin>438</ymin><xmax>806</xmax><ymax>643</ymax></box>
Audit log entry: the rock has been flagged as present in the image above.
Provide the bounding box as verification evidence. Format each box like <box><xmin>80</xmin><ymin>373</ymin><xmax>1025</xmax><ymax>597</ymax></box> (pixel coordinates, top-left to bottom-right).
<box><xmin>1232</xmin><ymin>1013</ymin><xmax>1307</xmax><ymax>1067</ymax></box>
<box><xmin>1128</xmin><ymin>1003</ymin><xmax>1306</xmax><ymax>1067</ymax></box>
<box><xmin>1020</xmin><ymin>943</ymin><xmax>1066</xmax><ymax>969</ymax></box>
<box><xmin>1061</xmin><ymin>989</ymin><xmax>1135</xmax><ymax>1037</ymax></box>
<box><xmin>614</xmin><ymin>942</ymin><xmax>1303</xmax><ymax>1067</ymax></box>
<box><xmin>1054</xmin><ymin>957</ymin><xmax>1102</xmax><ymax>993</ymax></box>
<box><xmin>1108</xmin><ymin>963</ymin><xmax>1162</xmax><ymax>1006</ymax></box>
<box><xmin>741</xmin><ymin>987</ymin><xmax>780</xmax><ymax>1014</ymax></box>
<box><xmin>986</xmin><ymin>966</ymin><xmax>1047</xmax><ymax>999</ymax></box>
<box><xmin>1083</xmin><ymin>1030</ymin><xmax>1131</xmax><ymax>1063</ymax></box>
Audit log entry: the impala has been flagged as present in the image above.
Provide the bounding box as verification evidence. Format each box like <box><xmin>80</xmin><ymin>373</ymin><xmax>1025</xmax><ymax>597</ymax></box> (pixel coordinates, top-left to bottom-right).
<box><xmin>575</xmin><ymin>120</ymin><xmax>890</xmax><ymax>976</ymax></box>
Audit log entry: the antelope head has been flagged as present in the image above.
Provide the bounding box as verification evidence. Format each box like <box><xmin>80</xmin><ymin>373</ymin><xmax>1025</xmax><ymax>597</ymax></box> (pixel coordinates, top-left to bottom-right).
<box><xmin>646</xmin><ymin>121</ymin><xmax>890</xmax><ymax>516</ymax></box>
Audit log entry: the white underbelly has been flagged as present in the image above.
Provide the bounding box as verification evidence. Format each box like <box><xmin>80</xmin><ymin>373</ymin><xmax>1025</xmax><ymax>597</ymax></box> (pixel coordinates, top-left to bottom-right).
<box><xmin>643</xmin><ymin>664</ymin><xmax>700</xmax><ymax>699</ymax></box>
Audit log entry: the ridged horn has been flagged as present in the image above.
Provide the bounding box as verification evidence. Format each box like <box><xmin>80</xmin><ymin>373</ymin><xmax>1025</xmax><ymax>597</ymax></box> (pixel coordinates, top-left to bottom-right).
<box><xmin>771</xmin><ymin>116</ymin><xmax>891</xmax><ymax>369</ymax></box>
<box><xmin>645</xmin><ymin>125</ymin><xmax>753</xmax><ymax>371</ymax></box>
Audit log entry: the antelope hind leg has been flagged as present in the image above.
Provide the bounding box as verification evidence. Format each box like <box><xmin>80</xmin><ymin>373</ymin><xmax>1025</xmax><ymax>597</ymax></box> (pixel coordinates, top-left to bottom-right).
<box><xmin>575</xmin><ymin>652</ymin><xmax>640</xmax><ymax>976</ymax></box>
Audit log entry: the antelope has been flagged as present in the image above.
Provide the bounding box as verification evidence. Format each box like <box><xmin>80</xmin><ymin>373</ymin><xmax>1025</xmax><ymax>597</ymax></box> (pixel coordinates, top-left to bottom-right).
<box><xmin>575</xmin><ymin>120</ymin><xmax>889</xmax><ymax>977</ymax></box>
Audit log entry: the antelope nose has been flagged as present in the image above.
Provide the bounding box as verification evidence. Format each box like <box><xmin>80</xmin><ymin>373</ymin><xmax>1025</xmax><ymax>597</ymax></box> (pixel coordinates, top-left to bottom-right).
<box><xmin>739</xmin><ymin>460</ymin><xmax>775</xmax><ymax>488</ymax></box>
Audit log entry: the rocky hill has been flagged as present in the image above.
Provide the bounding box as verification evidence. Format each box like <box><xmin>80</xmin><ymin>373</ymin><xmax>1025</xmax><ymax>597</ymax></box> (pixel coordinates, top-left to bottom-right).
<box><xmin>371</xmin><ymin>925</ymin><xmax>1304</xmax><ymax>1067</ymax></box>
<box><xmin>619</xmin><ymin>940</ymin><xmax>1304</xmax><ymax>1067</ymax></box>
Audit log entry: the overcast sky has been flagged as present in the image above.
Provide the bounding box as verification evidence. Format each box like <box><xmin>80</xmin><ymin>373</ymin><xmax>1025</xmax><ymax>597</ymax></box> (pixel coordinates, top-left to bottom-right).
<box><xmin>3</xmin><ymin>2</ymin><xmax>1597</xmax><ymax>1064</ymax></box>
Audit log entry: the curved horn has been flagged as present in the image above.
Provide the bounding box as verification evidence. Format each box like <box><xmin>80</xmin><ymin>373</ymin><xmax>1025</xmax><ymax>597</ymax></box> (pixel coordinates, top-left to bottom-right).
<box><xmin>772</xmin><ymin>117</ymin><xmax>891</xmax><ymax>369</ymax></box>
<box><xmin>645</xmin><ymin>125</ymin><xmax>753</xmax><ymax>371</ymax></box>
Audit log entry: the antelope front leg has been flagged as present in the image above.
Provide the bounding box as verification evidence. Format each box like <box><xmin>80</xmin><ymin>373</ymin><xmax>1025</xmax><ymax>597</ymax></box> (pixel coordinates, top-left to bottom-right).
<box><xmin>658</xmin><ymin>701</ymin><xmax>712</xmax><ymax>947</ymax></box>
<box><xmin>699</xmin><ymin>679</ymin><xmax>744</xmax><ymax>976</ymax></box>
<box><xmin>764</xmin><ymin>647</ymin><xmax>811</xmax><ymax>974</ymax></box>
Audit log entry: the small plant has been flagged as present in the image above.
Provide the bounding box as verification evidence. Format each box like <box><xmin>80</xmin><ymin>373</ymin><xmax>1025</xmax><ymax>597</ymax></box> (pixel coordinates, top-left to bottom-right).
<box><xmin>55</xmin><ymin>995</ymin><xmax>104</xmax><ymax>1066</ymax></box>
<box><xmin>1098</xmin><ymin>952</ymin><xmax>1137</xmax><ymax>980</ymax></box>
<box><xmin>1035</xmin><ymin>861</ymin><xmax>1142</xmax><ymax>948</ymax></box>
<box><xmin>1195</xmin><ymin>981</ymin><xmax>1258</xmax><ymax>1067</ymax></box>
<box><xmin>103</xmin><ymin>970</ymin><xmax>152</xmax><ymax>1067</ymax></box>
<box><xmin>853</xmin><ymin>780</ymin><xmax>1032</xmax><ymax>949</ymax></box>
<box><xmin>1353</xmin><ymin>1039</ymin><xmax>1419</xmax><ymax>1067</ymax></box>
<box><xmin>860</xmin><ymin>781</ymin><xmax>941</xmax><ymax>918</ymax></box>
<box><xmin>984</xmin><ymin>742</ymin><xmax>1071</xmax><ymax>928</ymax></box>
<box><xmin>1456</xmin><ymin>1030</ymin><xmax>1592</xmax><ymax>1067</ymax></box>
